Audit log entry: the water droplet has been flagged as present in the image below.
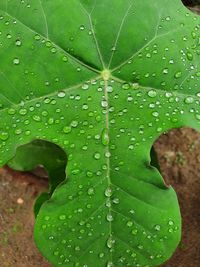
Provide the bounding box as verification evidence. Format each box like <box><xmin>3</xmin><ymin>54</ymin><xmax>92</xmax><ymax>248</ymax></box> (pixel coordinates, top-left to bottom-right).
<box><xmin>94</xmin><ymin>152</ymin><xmax>101</xmax><ymax>160</ymax></box>
<box><xmin>132</xmin><ymin>83</ymin><xmax>139</xmax><ymax>90</ymax></box>
<box><xmin>174</xmin><ymin>71</ymin><xmax>182</xmax><ymax>79</ymax></box>
<box><xmin>19</xmin><ymin>108</ymin><xmax>27</xmax><ymax>115</ymax></box>
<box><xmin>87</xmin><ymin>188</ymin><xmax>95</xmax><ymax>195</ymax></box>
<box><xmin>168</xmin><ymin>220</ymin><xmax>174</xmax><ymax>226</ymax></box>
<box><xmin>62</xmin><ymin>56</ymin><xmax>68</xmax><ymax>62</ymax></box>
<box><xmin>131</xmin><ymin>252</ymin><xmax>136</xmax><ymax>258</ymax></box>
<box><xmin>105</xmin><ymin>187</ymin><xmax>112</xmax><ymax>197</ymax></box>
<box><xmin>122</xmin><ymin>83</ymin><xmax>130</xmax><ymax>90</ymax></box>
<box><xmin>107</xmin><ymin>236</ymin><xmax>115</xmax><ymax>249</ymax></box>
<box><xmin>138</xmin><ymin>245</ymin><xmax>143</xmax><ymax>250</ymax></box>
<box><xmin>99</xmin><ymin>252</ymin><xmax>104</xmax><ymax>258</ymax></box>
<box><xmin>33</xmin><ymin>115</ymin><xmax>41</xmax><ymax>122</ymax></box>
<box><xmin>163</xmin><ymin>68</ymin><xmax>168</xmax><ymax>74</ymax></box>
<box><xmin>44</xmin><ymin>216</ymin><xmax>50</xmax><ymax>221</ymax></box>
<box><xmin>15</xmin><ymin>39</ymin><xmax>22</xmax><ymax>46</ymax></box>
<box><xmin>152</xmin><ymin>111</ymin><xmax>159</xmax><ymax>117</ymax></box>
<box><xmin>106</xmin><ymin>213</ymin><xmax>114</xmax><ymax>222</ymax></box>
<box><xmin>186</xmin><ymin>51</ymin><xmax>193</xmax><ymax>61</ymax></box>
<box><xmin>129</xmin><ymin>209</ymin><xmax>135</xmax><ymax>215</ymax></box>
<box><xmin>82</xmin><ymin>84</ymin><xmax>89</xmax><ymax>90</ymax></box>
<box><xmin>34</xmin><ymin>34</ymin><xmax>41</xmax><ymax>41</ymax></box>
<box><xmin>112</xmin><ymin>198</ymin><xmax>119</xmax><ymax>204</ymax></box>
<box><xmin>63</xmin><ymin>126</ymin><xmax>72</xmax><ymax>134</ymax></box>
<box><xmin>195</xmin><ymin>114</ymin><xmax>200</xmax><ymax>120</ymax></box>
<box><xmin>101</xmin><ymin>128</ymin><xmax>109</xmax><ymax>146</ymax></box>
<box><xmin>59</xmin><ymin>214</ymin><xmax>66</xmax><ymax>220</ymax></box>
<box><xmin>101</xmin><ymin>100</ymin><xmax>108</xmax><ymax>108</ymax></box>
<box><xmin>80</xmin><ymin>25</ymin><xmax>85</xmax><ymax>30</ymax></box>
<box><xmin>58</xmin><ymin>91</ymin><xmax>66</xmax><ymax>98</ymax></box>
<box><xmin>13</xmin><ymin>58</ymin><xmax>20</xmax><ymax>65</ymax></box>
<box><xmin>148</xmin><ymin>90</ymin><xmax>157</xmax><ymax>98</ymax></box>
<box><xmin>71</xmin><ymin>120</ymin><xmax>78</xmax><ymax>128</ymax></box>
<box><xmin>8</xmin><ymin>108</ymin><xmax>16</xmax><ymax>115</ymax></box>
<box><xmin>107</xmin><ymin>261</ymin><xmax>114</xmax><ymax>267</ymax></box>
<box><xmin>0</xmin><ymin>131</ymin><xmax>9</xmax><ymax>141</ymax></box>
<box><xmin>126</xmin><ymin>221</ymin><xmax>133</xmax><ymax>227</ymax></box>
<box><xmin>154</xmin><ymin>225</ymin><xmax>161</xmax><ymax>231</ymax></box>
<box><xmin>184</xmin><ymin>96</ymin><xmax>194</xmax><ymax>104</ymax></box>
<box><xmin>132</xmin><ymin>229</ymin><xmax>138</xmax><ymax>235</ymax></box>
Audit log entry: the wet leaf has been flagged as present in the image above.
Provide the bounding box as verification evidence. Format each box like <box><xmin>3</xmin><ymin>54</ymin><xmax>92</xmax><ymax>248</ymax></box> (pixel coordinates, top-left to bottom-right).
<box><xmin>0</xmin><ymin>0</ymin><xmax>199</xmax><ymax>266</ymax></box>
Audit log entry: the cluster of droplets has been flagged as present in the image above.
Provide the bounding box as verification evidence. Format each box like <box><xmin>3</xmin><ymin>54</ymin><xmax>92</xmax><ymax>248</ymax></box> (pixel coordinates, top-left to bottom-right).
<box><xmin>0</xmin><ymin>4</ymin><xmax>198</xmax><ymax>266</ymax></box>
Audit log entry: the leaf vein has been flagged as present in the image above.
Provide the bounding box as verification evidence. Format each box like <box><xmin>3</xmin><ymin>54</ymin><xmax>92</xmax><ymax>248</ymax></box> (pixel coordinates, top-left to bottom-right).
<box><xmin>108</xmin><ymin>2</ymin><xmax>133</xmax><ymax>68</ymax></box>
<box><xmin>0</xmin><ymin>9</ymin><xmax>99</xmax><ymax>74</ymax></box>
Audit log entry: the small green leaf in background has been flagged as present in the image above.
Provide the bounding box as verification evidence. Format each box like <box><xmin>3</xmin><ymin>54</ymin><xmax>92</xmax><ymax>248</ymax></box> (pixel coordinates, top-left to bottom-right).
<box><xmin>0</xmin><ymin>0</ymin><xmax>200</xmax><ymax>266</ymax></box>
<box><xmin>8</xmin><ymin>139</ymin><xmax>67</xmax><ymax>215</ymax></box>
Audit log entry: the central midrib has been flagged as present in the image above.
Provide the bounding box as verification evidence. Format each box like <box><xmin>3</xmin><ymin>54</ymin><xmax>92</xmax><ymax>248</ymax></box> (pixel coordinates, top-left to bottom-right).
<box><xmin>103</xmin><ymin>78</ymin><xmax>113</xmax><ymax>264</ymax></box>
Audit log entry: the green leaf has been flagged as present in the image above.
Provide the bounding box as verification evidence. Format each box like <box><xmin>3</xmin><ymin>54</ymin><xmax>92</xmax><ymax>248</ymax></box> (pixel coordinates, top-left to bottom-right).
<box><xmin>8</xmin><ymin>139</ymin><xmax>67</xmax><ymax>215</ymax></box>
<box><xmin>34</xmin><ymin>192</ymin><xmax>50</xmax><ymax>216</ymax></box>
<box><xmin>150</xmin><ymin>147</ymin><xmax>161</xmax><ymax>172</ymax></box>
<box><xmin>0</xmin><ymin>0</ymin><xmax>199</xmax><ymax>266</ymax></box>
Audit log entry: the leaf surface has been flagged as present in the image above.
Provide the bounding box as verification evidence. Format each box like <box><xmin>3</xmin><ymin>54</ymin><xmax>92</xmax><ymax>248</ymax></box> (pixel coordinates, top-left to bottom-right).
<box><xmin>0</xmin><ymin>0</ymin><xmax>199</xmax><ymax>266</ymax></box>
<box><xmin>8</xmin><ymin>140</ymin><xmax>67</xmax><ymax>215</ymax></box>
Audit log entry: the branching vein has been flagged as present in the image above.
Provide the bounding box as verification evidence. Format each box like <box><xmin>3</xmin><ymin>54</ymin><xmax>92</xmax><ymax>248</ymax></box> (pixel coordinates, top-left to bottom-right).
<box><xmin>108</xmin><ymin>2</ymin><xmax>133</xmax><ymax>68</ymax></box>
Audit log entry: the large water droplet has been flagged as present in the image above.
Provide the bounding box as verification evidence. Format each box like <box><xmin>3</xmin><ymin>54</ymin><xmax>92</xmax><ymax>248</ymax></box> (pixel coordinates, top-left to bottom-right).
<box><xmin>0</xmin><ymin>131</ymin><xmax>9</xmax><ymax>141</ymax></box>
<box><xmin>13</xmin><ymin>58</ymin><xmax>20</xmax><ymax>65</ymax></box>
<box><xmin>101</xmin><ymin>128</ymin><xmax>109</xmax><ymax>146</ymax></box>
<box><xmin>148</xmin><ymin>90</ymin><xmax>157</xmax><ymax>98</ymax></box>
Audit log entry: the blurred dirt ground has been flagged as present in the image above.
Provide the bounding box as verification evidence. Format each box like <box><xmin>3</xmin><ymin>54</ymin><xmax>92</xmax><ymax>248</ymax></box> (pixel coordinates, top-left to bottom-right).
<box><xmin>157</xmin><ymin>128</ymin><xmax>200</xmax><ymax>267</ymax></box>
<box><xmin>0</xmin><ymin>167</ymin><xmax>50</xmax><ymax>267</ymax></box>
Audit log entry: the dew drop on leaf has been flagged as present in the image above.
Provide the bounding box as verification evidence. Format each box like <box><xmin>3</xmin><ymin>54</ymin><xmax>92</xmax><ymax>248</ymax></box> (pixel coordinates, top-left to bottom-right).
<box><xmin>184</xmin><ymin>96</ymin><xmax>194</xmax><ymax>104</ymax></box>
<box><xmin>126</xmin><ymin>221</ymin><xmax>133</xmax><ymax>227</ymax></box>
<box><xmin>62</xmin><ymin>56</ymin><xmax>68</xmax><ymax>62</ymax></box>
<box><xmin>87</xmin><ymin>188</ymin><xmax>95</xmax><ymax>195</ymax></box>
<box><xmin>174</xmin><ymin>71</ymin><xmax>182</xmax><ymax>79</ymax></box>
<box><xmin>98</xmin><ymin>252</ymin><xmax>104</xmax><ymax>258</ymax></box>
<box><xmin>186</xmin><ymin>51</ymin><xmax>193</xmax><ymax>61</ymax></box>
<box><xmin>154</xmin><ymin>225</ymin><xmax>161</xmax><ymax>231</ymax></box>
<box><xmin>107</xmin><ymin>261</ymin><xmax>114</xmax><ymax>267</ymax></box>
<box><xmin>106</xmin><ymin>213</ymin><xmax>114</xmax><ymax>222</ymax></box>
<box><xmin>63</xmin><ymin>126</ymin><xmax>72</xmax><ymax>134</ymax></box>
<box><xmin>105</xmin><ymin>187</ymin><xmax>112</xmax><ymax>197</ymax></box>
<box><xmin>94</xmin><ymin>152</ymin><xmax>101</xmax><ymax>160</ymax></box>
<box><xmin>59</xmin><ymin>214</ymin><xmax>66</xmax><ymax>221</ymax></box>
<box><xmin>13</xmin><ymin>58</ymin><xmax>20</xmax><ymax>65</ymax></box>
<box><xmin>57</xmin><ymin>91</ymin><xmax>66</xmax><ymax>98</ymax></box>
<box><xmin>101</xmin><ymin>128</ymin><xmax>109</xmax><ymax>146</ymax></box>
<box><xmin>0</xmin><ymin>131</ymin><xmax>9</xmax><ymax>141</ymax></box>
<box><xmin>148</xmin><ymin>90</ymin><xmax>157</xmax><ymax>98</ymax></box>
<box><xmin>168</xmin><ymin>220</ymin><xmax>174</xmax><ymax>226</ymax></box>
<box><xmin>15</xmin><ymin>39</ymin><xmax>22</xmax><ymax>46</ymax></box>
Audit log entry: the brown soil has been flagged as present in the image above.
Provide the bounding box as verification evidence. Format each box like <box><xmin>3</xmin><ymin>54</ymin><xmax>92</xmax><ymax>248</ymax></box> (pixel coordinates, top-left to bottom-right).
<box><xmin>0</xmin><ymin>167</ymin><xmax>50</xmax><ymax>267</ymax></box>
<box><xmin>0</xmin><ymin>127</ymin><xmax>200</xmax><ymax>267</ymax></box>
<box><xmin>157</xmin><ymin>128</ymin><xmax>200</xmax><ymax>267</ymax></box>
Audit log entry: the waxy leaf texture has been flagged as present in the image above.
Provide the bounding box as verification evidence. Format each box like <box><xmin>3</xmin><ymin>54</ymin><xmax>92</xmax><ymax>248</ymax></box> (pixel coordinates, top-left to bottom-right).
<box><xmin>0</xmin><ymin>0</ymin><xmax>199</xmax><ymax>266</ymax></box>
